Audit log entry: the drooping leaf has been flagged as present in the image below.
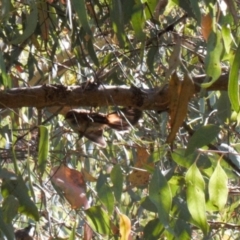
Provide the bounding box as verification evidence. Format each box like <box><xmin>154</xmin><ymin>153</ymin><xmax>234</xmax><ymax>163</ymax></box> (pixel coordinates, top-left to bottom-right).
<box><xmin>38</xmin><ymin>0</ymin><xmax>49</xmax><ymax>41</ymax></box>
<box><xmin>222</xmin><ymin>26</ymin><xmax>232</xmax><ymax>54</ymax></box>
<box><xmin>217</xmin><ymin>91</ymin><xmax>231</xmax><ymax>123</ymax></box>
<box><xmin>1</xmin><ymin>175</ymin><xmax>39</xmax><ymax>221</ymax></box>
<box><xmin>202</xmin><ymin>30</ymin><xmax>223</xmax><ymax>88</ymax></box>
<box><xmin>201</xmin><ymin>13</ymin><xmax>212</xmax><ymax>41</ymax></box>
<box><xmin>97</xmin><ymin>185</ymin><xmax>114</xmax><ymax>214</ymax></box>
<box><xmin>50</xmin><ymin>165</ymin><xmax>88</xmax><ymax>209</ymax></box>
<box><xmin>85</xmin><ymin>206</ymin><xmax>111</xmax><ymax>235</ymax></box>
<box><xmin>11</xmin><ymin>1</ymin><xmax>38</xmax><ymax>44</ymax></box>
<box><xmin>0</xmin><ymin>51</ymin><xmax>12</xmax><ymax>88</ymax></box>
<box><xmin>110</xmin><ymin>0</ymin><xmax>125</xmax><ymax>47</ymax></box>
<box><xmin>2</xmin><ymin>195</ymin><xmax>19</xmax><ymax>223</ymax></box>
<box><xmin>128</xmin><ymin>146</ymin><xmax>153</xmax><ymax>187</ymax></box>
<box><xmin>172</xmin><ymin>149</ymin><xmax>212</xmax><ymax>169</ymax></box>
<box><xmin>167</xmin><ymin>72</ymin><xmax>195</xmax><ymax>143</ymax></box>
<box><xmin>208</xmin><ymin>161</ymin><xmax>228</xmax><ymax>210</ymax></box>
<box><xmin>228</xmin><ymin>43</ymin><xmax>240</xmax><ymax>112</ymax></box>
<box><xmin>0</xmin><ymin>208</ymin><xmax>15</xmax><ymax>240</ymax></box>
<box><xmin>72</xmin><ymin>0</ymin><xmax>92</xmax><ymax>37</ymax></box>
<box><xmin>149</xmin><ymin>168</ymin><xmax>172</xmax><ymax>230</ymax></box>
<box><xmin>131</xmin><ymin>3</ymin><xmax>145</xmax><ymax>41</ymax></box>
<box><xmin>38</xmin><ymin>125</ymin><xmax>49</xmax><ymax>176</ymax></box>
<box><xmin>185</xmin><ymin>163</ymin><xmax>209</xmax><ymax>235</ymax></box>
<box><xmin>185</xmin><ymin>124</ymin><xmax>220</xmax><ymax>156</ymax></box>
<box><xmin>69</xmin><ymin>221</ymin><xmax>77</xmax><ymax>240</ymax></box>
<box><xmin>110</xmin><ymin>165</ymin><xmax>123</xmax><ymax>202</ymax></box>
<box><xmin>165</xmin><ymin>36</ymin><xmax>182</xmax><ymax>81</ymax></box>
<box><xmin>119</xmin><ymin>213</ymin><xmax>131</xmax><ymax>240</ymax></box>
<box><xmin>143</xmin><ymin>218</ymin><xmax>164</xmax><ymax>240</ymax></box>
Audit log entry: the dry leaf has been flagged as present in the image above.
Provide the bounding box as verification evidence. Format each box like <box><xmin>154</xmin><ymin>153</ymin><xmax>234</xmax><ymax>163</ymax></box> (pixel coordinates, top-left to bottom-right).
<box><xmin>119</xmin><ymin>213</ymin><xmax>131</xmax><ymax>240</ymax></box>
<box><xmin>82</xmin><ymin>168</ymin><xmax>97</xmax><ymax>182</ymax></box>
<box><xmin>166</xmin><ymin>73</ymin><xmax>194</xmax><ymax>143</ymax></box>
<box><xmin>165</xmin><ymin>36</ymin><xmax>182</xmax><ymax>81</ymax></box>
<box><xmin>201</xmin><ymin>13</ymin><xmax>212</xmax><ymax>41</ymax></box>
<box><xmin>128</xmin><ymin>146</ymin><xmax>153</xmax><ymax>187</ymax></box>
<box><xmin>50</xmin><ymin>165</ymin><xmax>89</xmax><ymax>209</ymax></box>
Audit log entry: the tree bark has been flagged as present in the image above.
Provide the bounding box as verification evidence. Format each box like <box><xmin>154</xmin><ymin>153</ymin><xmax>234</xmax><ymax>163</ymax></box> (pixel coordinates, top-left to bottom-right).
<box><xmin>0</xmin><ymin>73</ymin><xmax>229</xmax><ymax>111</ymax></box>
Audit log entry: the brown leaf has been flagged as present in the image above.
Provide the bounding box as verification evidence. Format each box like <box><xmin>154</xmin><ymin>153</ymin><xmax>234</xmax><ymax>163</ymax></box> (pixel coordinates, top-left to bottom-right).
<box><xmin>201</xmin><ymin>13</ymin><xmax>212</xmax><ymax>41</ymax></box>
<box><xmin>128</xmin><ymin>146</ymin><xmax>153</xmax><ymax>187</ymax></box>
<box><xmin>166</xmin><ymin>73</ymin><xmax>194</xmax><ymax>143</ymax></box>
<box><xmin>50</xmin><ymin>165</ymin><xmax>89</xmax><ymax>209</ymax></box>
<box><xmin>84</xmin><ymin>223</ymin><xmax>93</xmax><ymax>240</ymax></box>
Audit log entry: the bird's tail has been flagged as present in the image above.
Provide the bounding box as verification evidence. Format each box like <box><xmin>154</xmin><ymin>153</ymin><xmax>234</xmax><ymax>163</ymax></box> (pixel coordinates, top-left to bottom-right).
<box><xmin>106</xmin><ymin>108</ymin><xmax>142</xmax><ymax>131</ymax></box>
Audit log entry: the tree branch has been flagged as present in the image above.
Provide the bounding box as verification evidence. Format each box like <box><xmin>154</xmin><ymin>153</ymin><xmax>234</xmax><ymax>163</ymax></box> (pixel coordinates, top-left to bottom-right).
<box><xmin>0</xmin><ymin>74</ymin><xmax>229</xmax><ymax>111</ymax></box>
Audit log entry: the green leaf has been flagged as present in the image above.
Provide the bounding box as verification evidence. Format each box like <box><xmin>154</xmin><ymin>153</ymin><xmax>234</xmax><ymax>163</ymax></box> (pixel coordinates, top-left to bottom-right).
<box><xmin>0</xmin><ymin>208</ymin><xmax>15</xmax><ymax>240</ymax></box>
<box><xmin>202</xmin><ymin>30</ymin><xmax>223</xmax><ymax>88</ymax></box>
<box><xmin>0</xmin><ymin>51</ymin><xmax>12</xmax><ymax>88</ymax></box>
<box><xmin>68</xmin><ymin>221</ymin><xmax>77</xmax><ymax>240</ymax></box>
<box><xmin>1</xmin><ymin>0</ymin><xmax>11</xmax><ymax>22</ymax></box>
<box><xmin>140</xmin><ymin>196</ymin><xmax>158</xmax><ymax>212</ymax></box>
<box><xmin>185</xmin><ymin>163</ymin><xmax>209</xmax><ymax>235</ymax></box>
<box><xmin>185</xmin><ymin>124</ymin><xmax>220</xmax><ymax>156</ymax></box>
<box><xmin>87</xmin><ymin>39</ymin><xmax>99</xmax><ymax>67</ymax></box>
<box><xmin>143</xmin><ymin>218</ymin><xmax>164</xmax><ymax>240</ymax></box>
<box><xmin>38</xmin><ymin>125</ymin><xmax>49</xmax><ymax>176</ymax></box>
<box><xmin>131</xmin><ymin>3</ymin><xmax>146</xmax><ymax>41</ymax></box>
<box><xmin>1</xmin><ymin>175</ymin><xmax>39</xmax><ymax>221</ymax></box>
<box><xmin>208</xmin><ymin>161</ymin><xmax>228</xmax><ymax>210</ymax></box>
<box><xmin>97</xmin><ymin>185</ymin><xmax>114</xmax><ymax>214</ymax></box>
<box><xmin>2</xmin><ymin>195</ymin><xmax>19</xmax><ymax>223</ymax></box>
<box><xmin>172</xmin><ymin>149</ymin><xmax>212</xmax><ymax>169</ymax></box>
<box><xmin>228</xmin><ymin>43</ymin><xmax>240</xmax><ymax>112</ymax></box>
<box><xmin>174</xmin><ymin>219</ymin><xmax>191</xmax><ymax>240</ymax></box>
<box><xmin>147</xmin><ymin>47</ymin><xmax>157</xmax><ymax>72</ymax></box>
<box><xmin>85</xmin><ymin>206</ymin><xmax>111</xmax><ymax>235</ymax></box>
<box><xmin>217</xmin><ymin>91</ymin><xmax>231</xmax><ymax>123</ymax></box>
<box><xmin>72</xmin><ymin>0</ymin><xmax>92</xmax><ymax>37</ymax></box>
<box><xmin>149</xmin><ymin>168</ymin><xmax>172</xmax><ymax>230</ymax></box>
<box><xmin>110</xmin><ymin>0</ymin><xmax>125</xmax><ymax>47</ymax></box>
<box><xmin>222</xmin><ymin>26</ymin><xmax>232</xmax><ymax>54</ymax></box>
<box><xmin>110</xmin><ymin>165</ymin><xmax>123</xmax><ymax>202</ymax></box>
<box><xmin>11</xmin><ymin>1</ymin><xmax>38</xmax><ymax>44</ymax></box>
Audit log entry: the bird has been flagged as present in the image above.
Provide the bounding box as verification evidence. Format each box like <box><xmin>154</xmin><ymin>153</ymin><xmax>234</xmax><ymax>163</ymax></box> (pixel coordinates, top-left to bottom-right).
<box><xmin>65</xmin><ymin>107</ymin><xmax>142</xmax><ymax>147</ymax></box>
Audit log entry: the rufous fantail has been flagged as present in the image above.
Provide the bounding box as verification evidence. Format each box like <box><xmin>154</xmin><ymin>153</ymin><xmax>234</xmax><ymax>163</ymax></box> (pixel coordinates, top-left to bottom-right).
<box><xmin>65</xmin><ymin>108</ymin><xmax>142</xmax><ymax>147</ymax></box>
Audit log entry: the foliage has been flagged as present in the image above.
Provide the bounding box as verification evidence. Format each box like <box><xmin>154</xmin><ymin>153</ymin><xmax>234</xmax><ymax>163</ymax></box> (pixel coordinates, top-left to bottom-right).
<box><xmin>0</xmin><ymin>0</ymin><xmax>240</xmax><ymax>239</ymax></box>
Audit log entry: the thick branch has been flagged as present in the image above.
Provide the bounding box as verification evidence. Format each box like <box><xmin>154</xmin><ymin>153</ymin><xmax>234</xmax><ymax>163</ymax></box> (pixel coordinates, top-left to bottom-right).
<box><xmin>0</xmin><ymin>74</ymin><xmax>229</xmax><ymax>110</ymax></box>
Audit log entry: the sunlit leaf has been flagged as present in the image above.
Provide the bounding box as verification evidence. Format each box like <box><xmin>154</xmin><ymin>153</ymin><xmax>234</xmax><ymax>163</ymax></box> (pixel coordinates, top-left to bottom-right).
<box><xmin>208</xmin><ymin>161</ymin><xmax>228</xmax><ymax>210</ymax></box>
<box><xmin>38</xmin><ymin>125</ymin><xmax>49</xmax><ymax>176</ymax></box>
<box><xmin>85</xmin><ymin>206</ymin><xmax>111</xmax><ymax>235</ymax></box>
<box><xmin>185</xmin><ymin>163</ymin><xmax>209</xmax><ymax>235</ymax></box>
<box><xmin>119</xmin><ymin>213</ymin><xmax>131</xmax><ymax>240</ymax></box>
<box><xmin>185</xmin><ymin>124</ymin><xmax>220</xmax><ymax>156</ymax></box>
<box><xmin>228</xmin><ymin>43</ymin><xmax>240</xmax><ymax>112</ymax></box>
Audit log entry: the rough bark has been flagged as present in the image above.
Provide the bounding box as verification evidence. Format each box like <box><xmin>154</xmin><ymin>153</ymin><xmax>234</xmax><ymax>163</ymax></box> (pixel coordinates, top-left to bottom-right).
<box><xmin>0</xmin><ymin>73</ymin><xmax>229</xmax><ymax>111</ymax></box>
